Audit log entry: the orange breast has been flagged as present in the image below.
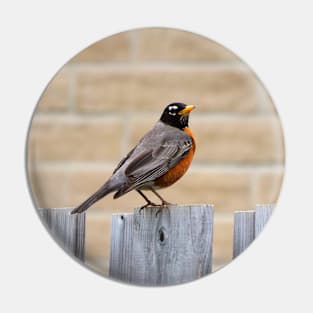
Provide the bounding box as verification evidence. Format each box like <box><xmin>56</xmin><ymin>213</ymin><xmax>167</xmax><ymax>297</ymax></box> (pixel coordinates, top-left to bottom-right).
<box><xmin>155</xmin><ymin>127</ymin><xmax>196</xmax><ymax>188</ymax></box>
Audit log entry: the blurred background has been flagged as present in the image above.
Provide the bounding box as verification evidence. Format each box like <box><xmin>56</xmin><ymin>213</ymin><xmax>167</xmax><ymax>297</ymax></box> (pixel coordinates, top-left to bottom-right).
<box><xmin>27</xmin><ymin>28</ymin><xmax>284</xmax><ymax>275</ymax></box>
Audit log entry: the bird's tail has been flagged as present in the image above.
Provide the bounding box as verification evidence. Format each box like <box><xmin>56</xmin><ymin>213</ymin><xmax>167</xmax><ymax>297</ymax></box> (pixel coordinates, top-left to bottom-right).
<box><xmin>70</xmin><ymin>181</ymin><xmax>117</xmax><ymax>214</ymax></box>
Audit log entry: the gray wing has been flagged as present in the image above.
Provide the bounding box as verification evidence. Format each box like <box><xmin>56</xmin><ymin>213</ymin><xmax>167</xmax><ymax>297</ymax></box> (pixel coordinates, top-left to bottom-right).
<box><xmin>114</xmin><ymin>136</ymin><xmax>193</xmax><ymax>197</ymax></box>
<box><xmin>112</xmin><ymin>146</ymin><xmax>136</xmax><ymax>174</ymax></box>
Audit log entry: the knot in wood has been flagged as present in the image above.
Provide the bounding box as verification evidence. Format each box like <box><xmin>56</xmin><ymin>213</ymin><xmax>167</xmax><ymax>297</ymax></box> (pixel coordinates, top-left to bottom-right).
<box><xmin>157</xmin><ymin>226</ymin><xmax>167</xmax><ymax>245</ymax></box>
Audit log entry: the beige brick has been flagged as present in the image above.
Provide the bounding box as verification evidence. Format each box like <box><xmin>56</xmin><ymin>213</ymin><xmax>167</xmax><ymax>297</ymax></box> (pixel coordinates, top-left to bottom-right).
<box><xmin>76</xmin><ymin>69</ymin><xmax>134</xmax><ymax>112</ymax></box>
<box><xmin>192</xmin><ymin>116</ymin><xmax>285</xmax><ymax>163</ymax></box>
<box><xmin>75</xmin><ymin>66</ymin><xmax>266</xmax><ymax>113</ymax></box>
<box><xmin>70</xmin><ymin>32</ymin><xmax>131</xmax><ymax>63</ymax></box>
<box><xmin>131</xmin><ymin>67</ymin><xmax>262</xmax><ymax>113</ymax></box>
<box><xmin>27</xmin><ymin>166</ymin><xmax>68</xmax><ymax>208</ymax></box>
<box><xmin>37</xmin><ymin>68</ymin><xmax>70</xmax><ymax>112</ymax></box>
<box><xmin>213</xmin><ymin>214</ymin><xmax>233</xmax><ymax>268</ymax></box>
<box><xmin>26</xmin><ymin>133</ymin><xmax>36</xmax><ymax>166</ymax></box>
<box><xmin>255</xmin><ymin>82</ymin><xmax>278</xmax><ymax>113</ymax></box>
<box><xmin>133</xmin><ymin>28</ymin><xmax>238</xmax><ymax>62</ymax></box>
<box><xmin>254</xmin><ymin>170</ymin><xmax>284</xmax><ymax>205</ymax></box>
<box><xmin>28</xmin><ymin>116</ymin><xmax>122</xmax><ymax>162</ymax></box>
<box><xmin>67</xmin><ymin>167</ymin><xmax>112</xmax><ymax>209</ymax></box>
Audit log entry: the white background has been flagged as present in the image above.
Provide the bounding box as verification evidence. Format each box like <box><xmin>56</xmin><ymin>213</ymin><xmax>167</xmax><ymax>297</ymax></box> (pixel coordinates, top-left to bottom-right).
<box><xmin>1</xmin><ymin>1</ymin><xmax>312</xmax><ymax>312</ymax></box>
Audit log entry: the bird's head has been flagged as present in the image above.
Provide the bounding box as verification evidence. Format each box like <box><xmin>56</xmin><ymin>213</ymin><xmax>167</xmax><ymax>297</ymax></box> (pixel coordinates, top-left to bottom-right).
<box><xmin>160</xmin><ymin>103</ymin><xmax>195</xmax><ymax>129</ymax></box>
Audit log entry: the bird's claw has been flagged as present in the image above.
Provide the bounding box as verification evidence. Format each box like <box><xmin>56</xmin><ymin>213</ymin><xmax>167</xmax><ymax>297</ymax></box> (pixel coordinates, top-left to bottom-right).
<box><xmin>138</xmin><ymin>202</ymin><xmax>158</xmax><ymax>214</ymax></box>
<box><xmin>138</xmin><ymin>200</ymin><xmax>172</xmax><ymax>216</ymax></box>
<box><xmin>161</xmin><ymin>200</ymin><xmax>172</xmax><ymax>206</ymax></box>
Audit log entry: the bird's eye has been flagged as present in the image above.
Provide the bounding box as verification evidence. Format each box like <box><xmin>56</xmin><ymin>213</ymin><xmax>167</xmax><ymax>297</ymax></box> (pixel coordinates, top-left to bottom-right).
<box><xmin>168</xmin><ymin>105</ymin><xmax>178</xmax><ymax>115</ymax></box>
<box><xmin>168</xmin><ymin>105</ymin><xmax>178</xmax><ymax>111</ymax></box>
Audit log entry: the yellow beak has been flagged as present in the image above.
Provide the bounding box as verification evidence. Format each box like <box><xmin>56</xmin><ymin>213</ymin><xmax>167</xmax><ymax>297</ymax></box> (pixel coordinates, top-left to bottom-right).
<box><xmin>178</xmin><ymin>105</ymin><xmax>195</xmax><ymax>115</ymax></box>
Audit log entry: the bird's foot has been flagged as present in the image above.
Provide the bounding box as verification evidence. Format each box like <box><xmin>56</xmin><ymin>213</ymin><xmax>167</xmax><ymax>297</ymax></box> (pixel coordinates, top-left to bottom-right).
<box><xmin>155</xmin><ymin>201</ymin><xmax>174</xmax><ymax>217</ymax></box>
<box><xmin>138</xmin><ymin>201</ymin><xmax>158</xmax><ymax>214</ymax></box>
<box><xmin>161</xmin><ymin>200</ymin><xmax>173</xmax><ymax>206</ymax></box>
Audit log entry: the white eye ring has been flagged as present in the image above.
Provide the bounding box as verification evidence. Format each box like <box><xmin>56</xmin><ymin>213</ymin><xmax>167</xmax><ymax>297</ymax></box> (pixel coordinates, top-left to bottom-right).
<box><xmin>168</xmin><ymin>111</ymin><xmax>176</xmax><ymax>115</ymax></box>
<box><xmin>168</xmin><ymin>105</ymin><xmax>178</xmax><ymax>111</ymax></box>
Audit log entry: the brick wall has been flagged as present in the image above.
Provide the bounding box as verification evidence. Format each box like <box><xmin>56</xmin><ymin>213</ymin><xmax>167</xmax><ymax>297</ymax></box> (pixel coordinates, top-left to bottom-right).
<box><xmin>27</xmin><ymin>28</ymin><xmax>285</xmax><ymax>274</ymax></box>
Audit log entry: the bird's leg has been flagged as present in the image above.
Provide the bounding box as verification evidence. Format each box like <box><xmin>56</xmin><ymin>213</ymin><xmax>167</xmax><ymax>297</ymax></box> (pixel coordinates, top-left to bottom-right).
<box><xmin>149</xmin><ymin>187</ymin><xmax>173</xmax><ymax>206</ymax></box>
<box><xmin>137</xmin><ymin>190</ymin><xmax>158</xmax><ymax>214</ymax></box>
<box><xmin>137</xmin><ymin>190</ymin><xmax>157</xmax><ymax>205</ymax></box>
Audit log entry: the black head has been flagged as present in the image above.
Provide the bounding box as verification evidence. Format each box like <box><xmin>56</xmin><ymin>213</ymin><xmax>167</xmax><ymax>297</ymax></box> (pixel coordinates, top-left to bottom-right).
<box><xmin>160</xmin><ymin>103</ymin><xmax>195</xmax><ymax>129</ymax></box>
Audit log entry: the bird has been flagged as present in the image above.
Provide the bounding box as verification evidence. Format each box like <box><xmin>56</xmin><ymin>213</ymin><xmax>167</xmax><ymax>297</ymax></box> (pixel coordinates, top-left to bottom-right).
<box><xmin>71</xmin><ymin>102</ymin><xmax>196</xmax><ymax>214</ymax></box>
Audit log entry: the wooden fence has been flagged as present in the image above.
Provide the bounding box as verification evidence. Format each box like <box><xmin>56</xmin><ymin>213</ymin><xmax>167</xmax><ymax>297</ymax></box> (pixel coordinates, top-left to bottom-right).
<box><xmin>38</xmin><ymin>208</ymin><xmax>86</xmax><ymax>261</ymax></box>
<box><xmin>233</xmin><ymin>204</ymin><xmax>274</xmax><ymax>258</ymax></box>
<box><xmin>109</xmin><ymin>205</ymin><xmax>213</xmax><ymax>286</ymax></box>
<box><xmin>38</xmin><ymin>204</ymin><xmax>274</xmax><ymax>286</ymax></box>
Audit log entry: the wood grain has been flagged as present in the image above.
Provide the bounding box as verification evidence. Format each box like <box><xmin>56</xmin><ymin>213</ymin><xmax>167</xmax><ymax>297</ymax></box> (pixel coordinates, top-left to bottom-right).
<box><xmin>255</xmin><ymin>204</ymin><xmax>274</xmax><ymax>236</ymax></box>
<box><xmin>233</xmin><ymin>210</ymin><xmax>255</xmax><ymax>258</ymax></box>
<box><xmin>38</xmin><ymin>208</ymin><xmax>86</xmax><ymax>261</ymax></box>
<box><xmin>109</xmin><ymin>204</ymin><xmax>214</xmax><ymax>286</ymax></box>
<box><xmin>233</xmin><ymin>205</ymin><xmax>275</xmax><ymax>258</ymax></box>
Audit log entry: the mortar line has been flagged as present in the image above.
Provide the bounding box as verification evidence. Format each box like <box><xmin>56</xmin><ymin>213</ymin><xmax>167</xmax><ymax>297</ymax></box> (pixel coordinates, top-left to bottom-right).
<box><xmin>66</xmin><ymin>61</ymin><xmax>247</xmax><ymax>71</ymax></box>
<box><xmin>33</xmin><ymin>161</ymin><xmax>284</xmax><ymax>172</ymax></box>
<box><xmin>32</xmin><ymin>111</ymin><xmax>278</xmax><ymax>121</ymax></box>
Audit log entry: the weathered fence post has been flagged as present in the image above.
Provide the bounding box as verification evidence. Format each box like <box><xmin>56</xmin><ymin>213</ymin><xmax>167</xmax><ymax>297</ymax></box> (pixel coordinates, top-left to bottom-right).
<box><xmin>109</xmin><ymin>204</ymin><xmax>214</xmax><ymax>286</ymax></box>
<box><xmin>233</xmin><ymin>210</ymin><xmax>255</xmax><ymax>258</ymax></box>
<box><xmin>233</xmin><ymin>204</ymin><xmax>274</xmax><ymax>258</ymax></box>
<box><xmin>38</xmin><ymin>208</ymin><xmax>86</xmax><ymax>261</ymax></box>
<box><xmin>255</xmin><ymin>204</ymin><xmax>274</xmax><ymax>236</ymax></box>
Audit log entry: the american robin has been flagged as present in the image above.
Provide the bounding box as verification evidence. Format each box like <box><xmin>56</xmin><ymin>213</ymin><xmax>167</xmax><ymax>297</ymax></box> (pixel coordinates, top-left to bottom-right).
<box><xmin>71</xmin><ymin>102</ymin><xmax>196</xmax><ymax>214</ymax></box>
